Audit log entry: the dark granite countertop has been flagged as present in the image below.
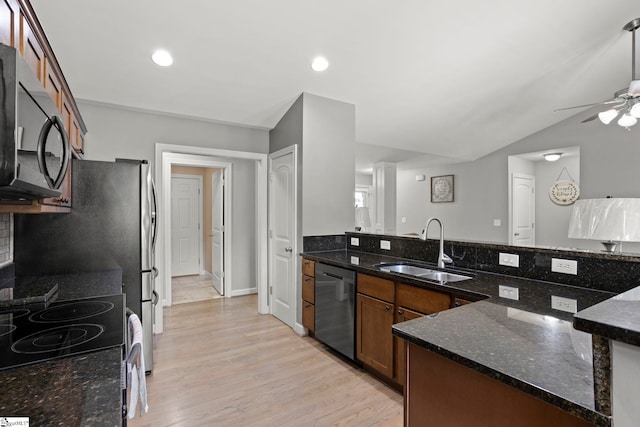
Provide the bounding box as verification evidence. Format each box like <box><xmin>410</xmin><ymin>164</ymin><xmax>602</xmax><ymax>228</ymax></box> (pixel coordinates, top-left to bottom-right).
<box><xmin>0</xmin><ymin>268</ymin><xmax>123</xmax><ymax>307</ymax></box>
<box><xmin>574</xmin><ymin>285</ymin><xmax>640</xmax><ymax>346</ymax></box>
<box><xmin>0</xmin><ymin>347</ymin><xmax>123</xmax><ymax>426</ymax></box>
<box><xmin>302</xmin><ymin>249</ymin><xmax>615</xmax><ymax>426</ymax></box>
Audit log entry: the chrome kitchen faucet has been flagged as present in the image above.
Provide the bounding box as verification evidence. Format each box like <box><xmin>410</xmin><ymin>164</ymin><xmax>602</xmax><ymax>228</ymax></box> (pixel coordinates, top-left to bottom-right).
<box><xmin>422</xmin><ymin>217</ymin><xmax>453</xmax><ymax>268</ymax></box>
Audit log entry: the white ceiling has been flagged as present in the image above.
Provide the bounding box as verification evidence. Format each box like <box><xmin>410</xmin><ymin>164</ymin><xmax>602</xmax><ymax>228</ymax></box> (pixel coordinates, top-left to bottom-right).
<box><xmin>32</xmin><ymin>0</ymin><xmax>640</xmax><ymax>165</ymax></box>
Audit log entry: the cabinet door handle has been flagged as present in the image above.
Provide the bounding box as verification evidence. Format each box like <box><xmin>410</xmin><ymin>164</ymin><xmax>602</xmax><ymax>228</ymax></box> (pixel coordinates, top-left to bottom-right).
<box><xmin>385</xmin><ymin>305</ymin><xmax>391</xmax><ymax>311</ymax></box>
<box><xmin>398</xmin><ymin>309</ymin><xmax>403</xmax><ymax>315</ymax></box>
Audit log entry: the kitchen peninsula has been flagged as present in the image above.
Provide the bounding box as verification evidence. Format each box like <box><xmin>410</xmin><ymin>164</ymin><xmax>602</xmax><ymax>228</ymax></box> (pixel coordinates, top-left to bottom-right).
<box><xmin>302</xmin><ymin>232</ymin><xmax>640</xmax><ymax>426</ymax></box>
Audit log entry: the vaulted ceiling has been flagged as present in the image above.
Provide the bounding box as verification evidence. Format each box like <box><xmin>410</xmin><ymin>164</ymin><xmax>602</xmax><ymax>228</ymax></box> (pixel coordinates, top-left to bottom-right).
<box><xmin>32</xmin><ymin>0</ymin><xmax>640</xmax><ymax>167</ymax></box>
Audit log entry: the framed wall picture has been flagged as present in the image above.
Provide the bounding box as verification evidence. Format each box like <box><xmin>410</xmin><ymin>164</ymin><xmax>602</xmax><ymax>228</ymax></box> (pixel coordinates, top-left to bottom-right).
<box><xmin>431</xmin><ymin>175</ymin><xmax>454</xmax><ymax>203</ymax></box>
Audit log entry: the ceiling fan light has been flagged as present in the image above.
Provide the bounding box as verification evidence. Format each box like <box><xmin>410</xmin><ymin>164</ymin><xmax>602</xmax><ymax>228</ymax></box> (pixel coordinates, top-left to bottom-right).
<box><xmin>617</xmin><ymin>113</ymin><xmax>637</xmax><ymax>127</ymax></box>
<box><xmin>598</xmin><ymin>109</ymin><xmax>619</xmax><ymax>124</ymax></box>
<box><xmin>630</xmin><ymin>102</ymin><xmax>640</xmax><ymax>118</ymax></box>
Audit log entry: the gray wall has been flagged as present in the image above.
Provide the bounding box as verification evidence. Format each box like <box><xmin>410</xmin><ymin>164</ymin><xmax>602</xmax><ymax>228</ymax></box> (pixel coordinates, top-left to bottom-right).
<box><xmin>80</xmin><ymin>101</ymin><xmax>269</xmax><ymax>163</ymax></box>
<box><xmin>79</xmin><ymin>101</ymin><xmax>268</xmax><ymax>294</ymax></box>
<box><xmin>395</xmin><ymin>107</ymin><xmax>640</xmax><ymax>253</ymax></box>
<box><xmin>269</xmin><ymin>93</ymin><xmax>356</xmax><ymax>327</ymax></box>
<box><xmin>302</xmin><ymin>93</ymin><xmax>355</xmax><ymax>236</ymax></box>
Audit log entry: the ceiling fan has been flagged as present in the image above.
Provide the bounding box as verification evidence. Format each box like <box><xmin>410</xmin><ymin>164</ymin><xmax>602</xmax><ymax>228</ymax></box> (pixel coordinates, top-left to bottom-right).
<box><xmin>556</xmin><ymin>18</ymin><xmax>640</xmax><ymax>128</ymax></box>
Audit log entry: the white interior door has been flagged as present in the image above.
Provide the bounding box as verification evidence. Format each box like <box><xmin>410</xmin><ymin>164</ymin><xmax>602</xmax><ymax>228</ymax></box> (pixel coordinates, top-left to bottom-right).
<box><xmin>269</xmin><ymin>147</ymin><xmax>296</xmax><ymax>328</ymax></box>
<box><xmin>211</xmin><ymin>170</ymin><xmax>225</xmax><ymax>295</ymax></box>
<box><xmin>512</xmin><ymin>173</ymin><xmax>535</xmax><ymax>246</ymax></box>
<box><xmin>171</xmin><ymin>176</ymin><xmax>201</xmax><ymax>276</ymax></box>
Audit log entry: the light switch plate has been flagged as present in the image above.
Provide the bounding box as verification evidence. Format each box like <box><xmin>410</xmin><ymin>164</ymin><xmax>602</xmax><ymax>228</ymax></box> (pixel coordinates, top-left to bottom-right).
<box><xmin>350</xmin><ymin>237</ymin><xmax>359</xmax><ymax>246</ymax></box>
<box><xmin>551</xmin><ymin>258</ymin><xmax>578</xmax><ymax>275</ymax></box>
<box><xmin>350</xmin><ymin>256</ymin><xmax>360</xmax><ymax>265</ymax></box>
<box><xmin>499</xmin><ymin>285</ymin><xmax>519</xmax><ymax>301</ymax></box>
<box><xmin>380</xmin><ymin>240</ymin><xmax>391</xmax><ymax>250</ymax></box>
<box><xmin>499</xmin><ymin>253</ymin><xmax>519</xmax><ymax>268</ymax></box>
<box><xmin>551</xmin><ymin>295</ymin><xmax>578</xmax><ymax>313</ymax></box>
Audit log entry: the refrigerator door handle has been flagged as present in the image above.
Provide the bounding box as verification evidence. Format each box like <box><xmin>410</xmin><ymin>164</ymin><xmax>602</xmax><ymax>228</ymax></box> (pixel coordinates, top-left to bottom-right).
<box><xmin>151</xmin><ymin>178</ymin><xmax>159</xmax><ymax>252</ymax></box>
<box><xmin>152</xmin><ymin>290</ymin><xmax>159</xmax><ymax>306</ymax></box>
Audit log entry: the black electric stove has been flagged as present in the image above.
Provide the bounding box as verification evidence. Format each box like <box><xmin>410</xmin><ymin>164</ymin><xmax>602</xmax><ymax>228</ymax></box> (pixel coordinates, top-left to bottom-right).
<box><xmin>0</xmin><ymin>294</ymin><xmax>124</xmax><ymax>371</ymax></box>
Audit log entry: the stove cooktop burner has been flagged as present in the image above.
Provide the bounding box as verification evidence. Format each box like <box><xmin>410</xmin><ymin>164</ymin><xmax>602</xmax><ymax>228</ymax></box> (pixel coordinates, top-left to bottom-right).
<box><xmin>29</xmin><ymin>301</ymin><xmax>114</xmax><ymax>323</ymax></box>
<box><xmin>0</xmin><ymin>294</ymin><xmax>124</xmax><ymax>371</ymax></box>
<box><xmin>0</xmin><ymin>324</ymin><xmax>17</xmax><ymax>338</ymax></box>
<box><xmin>11</xmin><ymin>323</ymin><xmax>105</xmax><ymax>354</ymax></box>
<box><xmin>0</xmin><ymin>307</ymin><xmax>31</xmax><ymax>320</ymax></box>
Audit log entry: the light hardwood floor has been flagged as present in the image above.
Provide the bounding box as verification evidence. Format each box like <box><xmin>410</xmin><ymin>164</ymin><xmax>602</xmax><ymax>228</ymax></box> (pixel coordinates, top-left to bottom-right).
<box><xmin>128</xmin><ymin>294</ymin><xmax>403</xmax><ymax>427</ymax></box>
<box><xmin>171</xmin><ymin>275</ymin><xmax>223</xmax><ymax>305</ymax></box>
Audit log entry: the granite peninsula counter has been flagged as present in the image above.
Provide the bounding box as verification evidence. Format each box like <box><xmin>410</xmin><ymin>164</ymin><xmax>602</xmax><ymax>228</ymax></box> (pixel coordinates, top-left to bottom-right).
<box><xmin>301</xmin><ymin>249</ymin><xmax>615</xmax><ymax>426</ymax></box>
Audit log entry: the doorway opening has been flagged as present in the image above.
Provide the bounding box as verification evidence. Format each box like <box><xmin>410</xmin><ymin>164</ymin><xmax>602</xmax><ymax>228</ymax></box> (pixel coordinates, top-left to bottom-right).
<box><xmin>170</xmin><ymin>166</ymin><xmax>226</xmax><ymax>305</ymax></box>
<box><xmin>154</xmin><ymin>144</ymin><xmax>268</xmax><ymax>335</ymax></box>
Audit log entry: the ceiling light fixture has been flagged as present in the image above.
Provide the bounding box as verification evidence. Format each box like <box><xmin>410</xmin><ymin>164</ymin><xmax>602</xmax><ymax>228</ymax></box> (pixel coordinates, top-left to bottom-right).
<box><xmin>596</xmin><ymin>19</ymin><xmax>640</xmax><ymax>129</ymax></box>
<box><xmin>543</xmin><ymin>153</ymin><xmax>563</xmax><ymax>162</ymax></box>
<box><xmin>559</xmin><ymin>19</ymin><xmax>640</xmax><ymax>130</ymax></box>
<box><xmin>152</xmin><ymin>49</ymin><xmax>173</xmax><ymax>67</ymax></box>
<box><xmin>311</xmin><ymin>56</ymin><xmax>329</xmax><ymax>72</ymax></box>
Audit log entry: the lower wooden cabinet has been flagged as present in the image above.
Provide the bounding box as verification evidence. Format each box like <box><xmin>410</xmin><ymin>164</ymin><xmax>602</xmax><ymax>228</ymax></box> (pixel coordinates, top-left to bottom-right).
<box><xmin>301</xmin><ymin>258</ymin><xmax>315</xmax><ymax>332</ymax></box>
<box><xmin>302</xmin><ymin>300</ymin><xmax>315</xmax><ymax>332</ymax></box>
<box><xmin>394</xmin><ymin>307</ymin><xmax>424</xmax><ymax>386</ymax></box>
<box><xmin>405</xmin><ymin>342</ymin><xmax>596</xmax><ymax>427</ymax></box>
<box><xmin>356</xmin><ymin>292</ymin><xmax>395</xmax><ymax>378</ymax></box>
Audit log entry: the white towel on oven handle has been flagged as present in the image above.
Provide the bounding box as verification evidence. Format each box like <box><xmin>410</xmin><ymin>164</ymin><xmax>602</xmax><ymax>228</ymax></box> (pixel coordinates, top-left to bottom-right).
<box><xmin>126</xmin><ymin>313</ymin><xmax>148</xmax><ymax>418</ymax></box>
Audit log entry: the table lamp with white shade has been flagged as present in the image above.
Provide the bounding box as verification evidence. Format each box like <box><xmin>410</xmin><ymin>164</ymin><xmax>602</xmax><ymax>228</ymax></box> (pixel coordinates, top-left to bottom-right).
<box><xmin>568</xmin><ymin>198</ymin><xmax>640</xmax><ymax>252</ymax></box>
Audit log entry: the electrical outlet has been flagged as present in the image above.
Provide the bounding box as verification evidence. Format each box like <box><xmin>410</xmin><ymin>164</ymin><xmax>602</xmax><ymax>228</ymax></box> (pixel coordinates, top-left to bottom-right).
<box><xmin>380</xmin><ymin>240</ymin><xmax>391</xmax><ymax>250</ymax></box>
<box><xmin>350</xmin><ymin>237</ymin><xmax>359</xmax><ymax>246</ymax></box>
<box><xmin>350</xmin><ymin>256</ymin><xmax>360</xmax><ymax>265</ymax></box>
<box><xmin>551</xmin><ymin>296</ymin><xmax>578</xmax><ymax>313</ymax></box>
<box><xmin>493</xmin><ymin>219</ymin><xmax>501</xmax><ymax>227</ymax></box>
<box><xmin>499</xmin><ymin>253</ymin><xmax>520</xmax><ymax>268</ymax></box>
<box><xmin>551</xmin><ymin>258</ymin><xmax>578</xmax><ymax>275</ymax></box>
<box><xmin>499</xmin><ymin>285</ymin><xmax>519</xmax><ymax>301</ymax></box>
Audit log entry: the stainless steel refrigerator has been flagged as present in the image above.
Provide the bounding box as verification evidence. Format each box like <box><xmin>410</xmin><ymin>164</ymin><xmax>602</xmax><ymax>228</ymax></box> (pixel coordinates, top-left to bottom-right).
<box><xmin>14</xmin><ymin>158</ymin><xmax>159</xmax><ymax>372</ymax></box>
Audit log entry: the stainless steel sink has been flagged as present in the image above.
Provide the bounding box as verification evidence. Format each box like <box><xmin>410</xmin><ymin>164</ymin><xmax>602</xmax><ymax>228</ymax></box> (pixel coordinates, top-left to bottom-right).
<box><xmin>419</xmin><ymin>271</ymin><xmax>472</xmax><ymax>282</ymax></box>
<box><xmin>375</xmin><ymin>262</ymin><xmax>472</xmax><ymax>283</ymax></box>
<box><xmin>378</xmin><ymin>264</ymin><xmax>435</xmax><ymax>276</ymax></box>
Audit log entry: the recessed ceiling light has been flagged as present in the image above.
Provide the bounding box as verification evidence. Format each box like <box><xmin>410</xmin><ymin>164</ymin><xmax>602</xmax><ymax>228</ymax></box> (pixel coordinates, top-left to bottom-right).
<box><xmin>311</xmin><ymin>56</ymin><xmax>329</xmax><ymax>72</ymax></box>
<box><xmin>152</xmin><ymin>49</ymin><xmax>173</xmax><ymax>67</ymax></box>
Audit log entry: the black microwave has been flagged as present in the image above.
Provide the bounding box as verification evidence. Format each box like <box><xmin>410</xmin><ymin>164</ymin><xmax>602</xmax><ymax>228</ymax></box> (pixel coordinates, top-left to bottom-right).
<box><xmin>0</xmin><ymin>44</ymin><xmax>69</xmax><ymax>200</ymax></box>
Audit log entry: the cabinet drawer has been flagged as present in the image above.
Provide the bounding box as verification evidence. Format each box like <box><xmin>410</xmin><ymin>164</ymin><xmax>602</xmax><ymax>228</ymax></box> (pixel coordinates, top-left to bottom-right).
<box><xmin>396</xmin><ymin>283</ymin><xmax>452</xmax><ymax>314</ymax></box>
<box><xmin>301</xmin><ymin>258</ymin><xmax>315</xmax><ymax>277</ymax></box>
<box><xmin>302</xmin><ymin>301</ymin><xmax>315</xmax><ymax>332</ymax></box>
<box><xmin>357</xmin><ymin>273</ymin><xmax>394</xmax><ymax>303</ymax></box>
<box><xmin>302</xmin><ymin>275</ymin><xmax>315</xmax><ymax>304</ymax></box>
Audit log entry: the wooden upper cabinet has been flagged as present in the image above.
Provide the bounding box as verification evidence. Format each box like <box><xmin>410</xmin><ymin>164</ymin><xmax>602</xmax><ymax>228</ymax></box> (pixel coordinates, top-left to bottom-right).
<box><xmin>44</xmin><ymin>60</ymin><xmax>62</xmax><ymax>109</ymax></box>
<box><xmin>20</xmin><ymin>12</ymin><xmax>44</xmax><ymax>81</ymax></box>
<box><xmin>0</xmin><ymin>0</ymin><xmax>19</xmax><ymax>48</ymax></box>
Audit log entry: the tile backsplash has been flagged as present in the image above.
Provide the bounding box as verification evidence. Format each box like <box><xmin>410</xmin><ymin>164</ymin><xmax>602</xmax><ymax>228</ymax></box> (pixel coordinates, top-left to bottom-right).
<box><xmin>0</xmin><ymin>214</ymin><xmax>12</xmax><ymax>266</ymax></box>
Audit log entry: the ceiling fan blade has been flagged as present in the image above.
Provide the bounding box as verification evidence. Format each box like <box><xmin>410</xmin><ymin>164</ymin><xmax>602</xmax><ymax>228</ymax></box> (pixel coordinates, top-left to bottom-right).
<box><xmin>554</xmin><ymin>98</ymin><xmax>622</xmax><ymax>112</ymax></box>
<box><xmin>581</xmin><ymin>113</ymin><xmax>600</xmax><ymax>123</ymax></box>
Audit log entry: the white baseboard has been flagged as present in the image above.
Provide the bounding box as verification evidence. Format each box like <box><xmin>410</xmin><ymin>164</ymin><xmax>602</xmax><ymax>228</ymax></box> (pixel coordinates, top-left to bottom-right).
<box><xmin>230</xmin><ymin>287</ymin><xmax>258</xmax><ymax>297</ymax></box>
<box><xmin>202</xmin><ymin>270</ymin><xmax>213</xmax><ymax>278</ymax></box>
<box><xmin>293</xmin><ymin>322</ymin><xmax>308</xmax><ymax>337</ymax></box>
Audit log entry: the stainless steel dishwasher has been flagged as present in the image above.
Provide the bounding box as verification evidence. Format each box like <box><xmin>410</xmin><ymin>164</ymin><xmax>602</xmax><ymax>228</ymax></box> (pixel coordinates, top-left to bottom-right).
<box><xmin>314</xmin><ymin>263</ymin><xmax>356</xmax><ymax>361</ymax></box>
